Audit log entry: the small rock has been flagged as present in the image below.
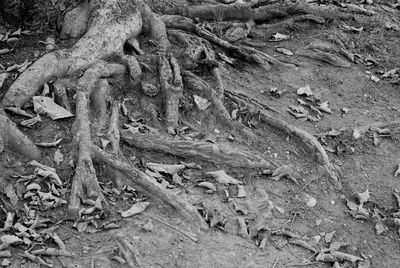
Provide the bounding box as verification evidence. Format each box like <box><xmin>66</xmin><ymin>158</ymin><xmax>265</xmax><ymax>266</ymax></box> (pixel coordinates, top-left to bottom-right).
<box><xmin>330</xmin><ymin>200</ymin><xmax>335</xmax><ymax>205</ymax></box>
<box><xmin>300</xmin><ymin>193</ymin><xmax>317</xmax><ymax>207</ymax></box>
<box><xmin>214</xmin><ymin>129</ymin><xmax>220</xmax><ymax>134</ymax></box>
<box><xmin>142</xmin><ymin>83</ymin><xmax>159</xmax><ymax>97</ymax></box>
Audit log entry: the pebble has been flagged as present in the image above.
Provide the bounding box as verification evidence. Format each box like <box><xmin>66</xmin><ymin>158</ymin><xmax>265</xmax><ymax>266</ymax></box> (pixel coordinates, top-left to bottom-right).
<box><xmin>331</xmin><ymin>200</ymin><xmax>336</xmax><ymax>205</ymax></box>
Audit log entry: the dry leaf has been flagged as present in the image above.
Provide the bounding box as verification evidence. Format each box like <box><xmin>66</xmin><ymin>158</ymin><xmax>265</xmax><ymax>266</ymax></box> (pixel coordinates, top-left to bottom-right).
<box><xmin>276</xmin><ymin>47</ymin><xmax>294</xmax><ymax>56</ymax></box>
<box><xmin>0</xmin><ymin>49</ymin><xmax>11</xmax><ymax>55</ymax></box>
<box><xmin>297</xmin><ymin>85</ymin><xmax>313</xmax><ymax>96</ymax></box>
<box><xmin>270</xmin><ymin>33</ymin><xmax>290</xmax><ymax>42</ymax></box>
<box><xmin>237</xmin><ymin>185</ymin><xmax>246</xmax><ymax>198</ymax></box>
<box><xmin>120</xmin><ymin>202</ymin><xmax>150</xmax><ymax>218</ymax></box>
<box><xmin>356</xmin><ymin>189</ymin><xmax>370</xmax><ymax>205</ymax></box>
<box><xmin>198</xmin><ymin>182</ymin><xmax>216</xmax><ymax>192</ymax></box>
<box><xmin>146</xmin><ymin>162</ymin><xmax>185</xmax><ymax>174</ymax></box>
<box><xmin>33</xmin><ymin>96</ymin><xmax>74</xmax><ymax>120</ymax></box>
<box><xmin>54</xmin><ymin>149</ymin><xmax>64</xmax><ymax>165</ymax></box>
<box><xmin>270</xmin><ymin>165</ymin><xmax>298</xmax><ymax>184</ymax></box>
<box><xmin>193</xmin><ymin>95</ymin><xmax>211</xmax><ymax>111</ymax></box>
<box><xmin>4</xmin><ymin>184</ymin><xmax>18</xmax><ymax>206</ymax></box>
<box><xmin>318</xmin><ymin>101</ymin><xmax>333</xmax><ymax>114</ymax></box>
<box><xmin>30</xmin><ymin>160</ymin><xmax>63</xmax><ymax>186</ymax></box>
<box><xmin>206</xmin><ymin>170</ymin><xmax>243</xmax><ymax>185</ymax></box>
<box><xmin>0</xmin><ymin>234</ymin><xmax>23</xmax><ymax>245</ymax></box>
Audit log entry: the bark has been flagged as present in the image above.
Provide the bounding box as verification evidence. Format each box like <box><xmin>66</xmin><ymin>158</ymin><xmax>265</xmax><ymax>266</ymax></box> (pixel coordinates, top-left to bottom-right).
<box><xmin>121</xmin><ymin>130</ymin><xmax>271</xmax><ymax>169</ymax></box>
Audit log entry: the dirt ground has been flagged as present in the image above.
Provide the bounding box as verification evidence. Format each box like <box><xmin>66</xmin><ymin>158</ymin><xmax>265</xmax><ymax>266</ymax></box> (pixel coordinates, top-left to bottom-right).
<box><xmin>1</xmin><ymin>0</ymin><xmax>400</xmax><ymax>267</ymax></box>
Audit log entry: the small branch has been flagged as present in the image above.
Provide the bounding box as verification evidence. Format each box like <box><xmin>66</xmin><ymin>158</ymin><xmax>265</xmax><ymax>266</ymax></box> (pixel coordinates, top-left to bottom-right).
<box><xmin>143</xmin><ymin>214</ymin><xmax>199</xmax><ymax>242</ymax></box>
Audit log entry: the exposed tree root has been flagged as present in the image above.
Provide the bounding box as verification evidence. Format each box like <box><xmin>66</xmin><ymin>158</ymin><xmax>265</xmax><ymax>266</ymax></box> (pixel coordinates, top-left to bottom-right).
<box><xmin>162</xmin><ymin>15</ymin><xmax>294</xmax><ymax>70</ymax></box>
<box><xmin>91</xmin><ymin>146</ymin><xmax>208</xmax><ymax>230</ymax></box>
<box><xmin>0</xmin><ymin>0</ymin><xmax>344</xmax><ymax>233</ymax></box>
<box><xmin>0</xmin><ymin>109</ymin><xmax>41</xmax><ymax>160</ymax></box>
<box><xmin>183</xmin><ymin>70</ymin><xmax>256</xmax><ymax>141</ymax></box>
<box><xmin>259</xmin><ymin>111</ymin><xmax>339</xmax><ymax>185</ymax></box>
<box><xmin>159</xmin><ymin>54</ymin><xmax>183</xmax><ymax>134</ymax></box>
<box><xmin>178</xmin><ymin>1</ymin><xmax>371</xmax><ymax>23</ymax></box>
<box><xmin>2</xmin><ymin>0</ymin><xmax>143</xmax><ymax>108</ymax></box>
<box><xmin>121</xmin><ymin>130</ymin><xmax>271</xmax><ymax>169</ymax></box>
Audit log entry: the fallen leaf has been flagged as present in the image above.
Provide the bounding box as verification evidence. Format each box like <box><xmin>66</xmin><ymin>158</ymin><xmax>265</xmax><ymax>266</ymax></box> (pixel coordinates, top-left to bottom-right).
<box><xmin>206</xmin><ymin>170</ymin><xmax>243</xmax><ymax>185</ymax></box>
<box><xmin>0</xmin><ymin>234</ymin><xmax>23</xmax><ymax>245</ymax></box>
<box><xmin>4</xmin><ymin>184</ymin><xmax>18</xmax><ymax>206</ymax></box>
<box><xmin>325</xmin><ymin>231</ymin><xmax>336</xmax><ymax>243</ymax></box>
<box><xmin>0</xmin><ymin>73</ymin><xmax>9</xmax><ymax>88</ymax></box>
<box><xmin>33</xmin><ymin>96</ymin><xmax>74</xmax><ymax>120</ymax></box>
<box><xmin>146</xmin><ymin>162</ymin><xmax>185</xmax><ymax>174</ymax></box>
<box><xmin>193</xmin><ymin>95</ymin><xmax>211</xmax><ymax>111</ymax></box>
<box><xmin>318</xmin><ymin>101</ymin><xmax>333</xmax><ymax>114</ymax></box>
<box><xmin>276</xmin><ymin>47</ymin><xmax>294</xmax><ymax>56</ymax></box>
<box><xmin>53</xmin><ymin>149</ymin><xmax>64</xmax><ymax>165</ymax></box>
<box><xmin>375</xmin><ymin>221</ymin><xmax>387</xmax><ymax>235</ymax></box>
<box><xmin>30</xmin><ymin>160</ymin><xmax>63</xmax><ymax>186</ymax></box>
<box><xmin>270</xmin><ymin>33</ymin><xmax>290</xmax><ymax>42</ymax></box>
<box><xmin>346</xmin><ymin>200</ymin><xmax>358</xmax><ymax>211</ymax></box>
<box><xmin>356</xmin><ymin>189</ymin><xmax>370</xmax><ymax>205</ymax></box>
<box><xmin>0</xmin><ymin>49</ymin><xmax>11</xmax><ymax>55</ymax></box>
<box><xmin>270</xmin><ymin>165</ymin><xmax>298</xmax><ymax>184</ymax></box>
<box><xmin>198</xmin><ymin>182</ymin><xmax>216</xmax><ymax>192</ymax></box>
<box><xmin>381</xmin><ymin>68</ymin><xmax>399</xmax><ymax>78</ymax></box>
<box><xmin>237</xmin><ymin>217</ymin><xmax>249</xmax><ymax>239</ymax></box>
<box><xmin>120</xmin><ymin>202</ymin><xmax>150</xmax><ymax>218</ymax></box>
<box><xmin>297</xmin><ymin>85</ymin><xmax>313</xmax><ymax>96</ymax></box>
<box><xmin>237</xmin><ymin>185</ymin><xmax>246</xmax><ymax>198</ymax></box>
<box><xmin>11</xmin><ymin>28</ymin><xmax>21</xmax><ymax>36</ymax></box>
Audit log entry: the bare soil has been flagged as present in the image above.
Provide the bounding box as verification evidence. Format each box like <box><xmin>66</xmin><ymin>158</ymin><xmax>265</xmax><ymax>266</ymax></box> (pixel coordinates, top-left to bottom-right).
<box><xmin>1</xmin><ymin>0</ymin><xmax>400</xmax><ymax>267</ymax></box>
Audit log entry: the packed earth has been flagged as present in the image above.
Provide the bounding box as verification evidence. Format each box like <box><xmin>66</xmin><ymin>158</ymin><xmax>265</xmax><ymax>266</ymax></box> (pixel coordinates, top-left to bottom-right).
<box><xmin>0</xmin><ymin>0</ymin><xmax>400</xmax><ymax>267</ymax></box>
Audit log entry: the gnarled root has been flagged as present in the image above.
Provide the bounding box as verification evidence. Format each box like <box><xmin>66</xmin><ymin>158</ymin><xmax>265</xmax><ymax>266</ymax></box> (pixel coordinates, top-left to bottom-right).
<box><xmin>91</xmin><ymin>146</ymin><xmax>208</xmax><ymax>230</ymax></box>
<box><xmin>178</xmin><ymin>1</ymin><xmax>367</xmax><ymax>22</ymax></box>
<box><xmin>121</xmin><ymin>130</ymin><xmax>271</xmax><ymax>169</ymax></box>
<box><xmin>0</xmin><ymin>109</ymin><xmax>41</xmax><ymax>160</ymax></box>
<box><xmin>259</xmin><ymin>111</ymin><xmax>339</xmax><ymax>186</ymax></box>
<box><xmin>2</xmin><ymin>0</ymin><xmax>142</xmax><ymax>109</ymax></box>
<box><xmin>159</xmin><ymin>54</ymin><xmax>183</xmax><ymax>133</ymax></box>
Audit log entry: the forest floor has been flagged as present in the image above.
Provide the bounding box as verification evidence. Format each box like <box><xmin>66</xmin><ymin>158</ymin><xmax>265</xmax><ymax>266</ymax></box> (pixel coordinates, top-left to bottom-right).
<box><xmin>1</xmin><ymin>0</ymin><xmax>400</xmax><ymax>267</ymax></box>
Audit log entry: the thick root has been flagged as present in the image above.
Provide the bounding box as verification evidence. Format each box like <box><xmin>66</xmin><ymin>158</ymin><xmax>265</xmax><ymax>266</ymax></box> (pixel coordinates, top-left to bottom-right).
<box><xmin>259</xmin><ymin>111</ymin><xmax>339</xmax><ymax>185</ymax></box>
<box><xmin>121</xmin><ymin>130</ymin><xmax>271</xmax><ymax>169</ymax></box>
<box><xmin>159</xmin><ymin>54</ymin><xmax>183</xmax><ymax>132</ymax></box>
<box><xmin>0</xmin><ymin>109</ymin><xmax>41</xmax><ymax>160</ymax></box>
<box><xmin>183</xmin><ymin>70</ymin><xmax>256</xmax><ymax>141</ymax></box>
<box><xmin>2</xmin><ymin>0</ymin><xmax>142</xmax><ymax>108</ymax></box>
<box><xmin>162</xmin><ymin>15</ymin><xmax>293</xmax><ymax>69</ymax></box>
<box><xmin>91</xmin><ymin>146</ymin><xmax>208</xmax><ymax>230</ymax></box>
<box><xmin>178</xmin><ymin>1</ymin><xmax>367</xmax><ymax>22</ymax></box>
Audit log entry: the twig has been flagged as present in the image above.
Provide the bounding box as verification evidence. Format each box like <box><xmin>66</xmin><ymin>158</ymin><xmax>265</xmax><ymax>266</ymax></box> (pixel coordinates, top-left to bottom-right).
<box><xmin>296</xmin><ymin>177</ymin><xmax>314</xmax><ymax>194</ymax></box>
<box><xmin>271</xmin><ymin>259</ymin><xmax>279</xmax><ymax>268</ymax></box>
<box><xmin>143</xmin><ymin>214</ymin><xmax>199</xmax><ymax>243</ymax></box>
<box><xmin>287</xmin><ymin>262</ymin><xmax>318</xmax><ymax>267</ymax></box>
